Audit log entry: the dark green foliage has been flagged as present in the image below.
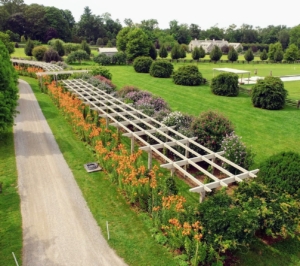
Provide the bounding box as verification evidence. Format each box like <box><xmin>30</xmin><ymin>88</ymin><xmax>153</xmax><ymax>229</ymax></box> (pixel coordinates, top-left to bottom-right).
<box><xmin>91</xmin><ymin>67</ymin><xmax>112</xmax><ymax>80</ymax></box>
<box><xmin>211</xmin><ymin>73</ymin><xmax>239</xmax><ymax>97</ymax></box>
<box><xmin>260</xmin><ymin>49</ymin><xmax>268</xmax><ymax>61</ymax></box>
<box><xmin>172</xmin><ymin>65</ymin><xmax>203</xmax><ymax>86</ymax></box>
<box><xmin>32</xmin><ymin>45</ymin><xmax>48</xmax><ymax>61</ymax></box>
<box><xmin>284</xmin><ymin>44</ymin><xmax>299</xmax><ymax>62</ymax></box>
<box><xmin>20</xmin><ymin>35</ymin><xmax>26</xmax><ymax>43</ymax></box>
<box><xmin>227</xmin><ymin>46</ymin><xmax>238</xmax><ymax>62</ymax></box>
<box><xmin>235</xmin><ymin>181</ymin><xmax>300</xmax><ymax>238</ymax></box>
<box><xmin>0</xmin><ymin>32</ymin><xmax>14</xmax><ymax>54</ymax></box>
<box><xmin>209</xmin><ymin>45</ymin><xmax>222</xmax><ymax>62</ymax></box>
<box><xmin>43</xmin><ymin>49</ymin><xmax>61</xmax><ymax>62</ymax></box>
<box><xmin>258</xmin><ymin>152</ymin><xmax>300</xmax><ymax>198</ymax></box>
<box><xmin>149</xmin><ymin>45</ymin><xmax>157</xmax><ymax>60</ymax></box>
<box><xmin>66</xmin><ymin>50</ymin><xmax>90</xmax><ymax>64</ymax></box>
<box><xmin>94</xmin><ymin>53</ymin><xmax>111</xmax><ymax>66</ymax></box>
<box><xmin>191</xmin><ymin>110</ymin><xmax>234</xmax><ymax>152</ymax></box>
<box><xmin>164</xmin><ymin>177</ymin><xmax>178</xmax><ymax>195</ymax></box>
<box><xmin>64</xmin><ymin>43</ymin><xmax>80</xmax><ymax>55</ymax></box>
<box><xmin>158</xmin><ymin>44</ymin><xmax>168</xmax><ymax>58</ymax></box>
<box><xmin>52</xmin><ymin>39</ymin><xmax>65</xmax><ymax>56</ymax></box>
<box><xmin>96</xmin><ymin>38</ymin><xmax>103</xmax><ymax>46</ymax></box>
<box><xmin>133</xmin><ymin>56</ymin><xmax>153</xmax><ymax>73</ymax></box>
<box><xmin>179</xmin><ymin>46</ymin><xmax>186</xmax><ymax>58</ymax></box>
<box><xmin>0</xmin><ymin>40</ymin><xmax>18</xmax><ymax>131</ymax></box>
<box><xmin>149</xmin><ymin>61</ymin><xmax>173</xmax><ymax>78</ymax></box>
<box><xmin>191</xmin><ymin>47</ymin><xmax>200</xmax><ymax>60</ymax></box>
<box><xmin>199</xmin><ymin>46</ymin><xmax>205</xmax><ymax>58</ymax></box>
<box><xmin>251</xmin><ymin>76</ymin><xmax>288</xmax><ymax>110</ymax></box>
<box><xmin>198</xmin><ymin>190</ymin><xmax>258</xmax><ymax>251</ymax></box>
<box><xmin>111</xmin><ymin>52</ymin><xmax>127</xmax><ymax>65</ymax></box>
<box><xmin>24</xmin><ymin>38</ymin><xmax>35</xmax><ymax>56</ymax></box>
<box><xmin>80</xmin><ymin>40</ymin><xmax>91</xmax><ymax>55</ymax></box>
<box><xmin>244</xmin><ymin>48</ymin><xmax>254</xmax><ymax>63</ymax></box>
<box><xmin>170</xmin><ymin>44</ymin><xmax>181</xmax><ymax>59</ymax></box>
<box><xmin>274</xmin><ymin>49</ymin><xmax>283</xmax><ymax>62</ymax></box>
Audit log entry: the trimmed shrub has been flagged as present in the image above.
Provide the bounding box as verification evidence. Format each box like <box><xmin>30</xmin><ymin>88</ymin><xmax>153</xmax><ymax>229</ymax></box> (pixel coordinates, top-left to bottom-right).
<box><xmin>66</xmin><ymin>50</ymin><xmax>90</xmax><ymax>64</ymax></box>
<box><xmin>133</xmin><ymin>56</ymin><xmax>153</xmax><ymax>73</ymax></box>
<box><xmin>43</xmin><ymin>49</ymin><xmax>61</xmax><ymax>62</ymax></box>
<box><xmin>150</xmin><ymin>61</ymin><xmax>173</xmax><ymax>78</ymax></box>
<box><xmin>191</xmin><ymin>110</ymin><xmax>234</xmax><ymax>152</ymax></box>
<box><xmin>210</xmin><ymin>72</ymin><xmax>239</xmax><ymax>96</ymax></box>
<box><xmin>32</xmin><ymin>45</ymin><xmax>48</xmax><ymax>61</ymax></box>
<box><xmin>220</xmin><ymin>132</ymin><xmax>255</xmax><ymax>174</ymax></box>
<box><xmin>111</xmin><ymin>52</ymin><xmax>127</xmax><ymax>65</ymax></box>
<box><xmin>52</xmin><ymin>39</ymin><xmax>65</xmax><ymax>56</ymax></box>
<box><xmin>158</xmin><ymin>45</ymin><xmax>168</xmax><ymax>58</ymax></box>
<box><xmin>80</xmin><ymin>40</ymin><xmax>91</xmax><ymax>55</ymax></box>
<box><xmin>258</xmin><ymin>151</ymin><xmax>300</xmax><ymax>198</ymax></box>
<box><xmin>24</xmin><ymin>38</ymin><xmax>35</xmax><ymax>56</ymax></box>
<box><xmin>173</xmin><ymin>65</ymin><xmax>203</xmax><ymax>86</ymax></box>
<box><xmin>94</xmin><ymin>53</ymin><xmax>111</xmax><ymax>66</ymax></box>
<box><xmin>91</xmin><ymin>67</ymin><xmax>112</xmax><ymax>80</ymax></box>
<box><xmin>64</xmin><ymin>43</ymin><xmax>80</xmax><ymax>55</ymax></box>
<box><xmin>251</xmin><ymin>76</ymin><xmax>288</xmax><ymax>110</ymax></box>
<box><xmin>149</xmin><ymin>45</ymin><xmax>157</xmax><ymax>60</ymax></box>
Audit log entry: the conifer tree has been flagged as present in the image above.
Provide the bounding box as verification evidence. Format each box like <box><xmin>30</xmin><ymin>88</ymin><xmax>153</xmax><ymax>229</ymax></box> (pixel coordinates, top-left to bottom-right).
<box><xmin>24</xmin><ymin>38</ymin><xmax>35</xmax><ymax>57</ymax></box>
<box><xmin>158</xmin><ymin>44</ymin><xmax>168</xmax><ymax>58</ymax></box>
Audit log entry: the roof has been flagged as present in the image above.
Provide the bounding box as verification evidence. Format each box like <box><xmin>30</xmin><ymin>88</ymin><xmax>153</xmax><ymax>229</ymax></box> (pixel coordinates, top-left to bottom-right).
<box><xmin>98</xmin><ymin>47</ymin><xmax>118</xmax><ymax>53</ymax></box>
<box><xmin>213</xmin><ymin>68</ymin><xmax>250</xmax><ymax>74</ymax></box>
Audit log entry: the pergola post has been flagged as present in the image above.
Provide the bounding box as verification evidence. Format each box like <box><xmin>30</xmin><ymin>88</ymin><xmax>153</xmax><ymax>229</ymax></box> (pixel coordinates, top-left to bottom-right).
<box><xmin>170</xmin><ymin>168</ymin><xmax>175</xmax><ymax>177</ymax></box>
<box><xmin>200</xmin><ymin>191</ymin><xmax>206</xmax><ymax>203</ymax></box>
<box><xmin>55</xmin><ymin>74</ymin><xmax>58</xmax><ymax>87</ymax></box>
<box><xmin>148</xmin><ymin>149</ymin><xmax>152</xmax><ymax>170</ymax></box>
<box><xmin>184</xmin><ymin>143</ymin><xmax>190</xmax><ymax>172</ymax></box>
<box><xmin>130</xmin><ymin>137</ymin><xmax>135</xmax><ymax>154</ymax></box>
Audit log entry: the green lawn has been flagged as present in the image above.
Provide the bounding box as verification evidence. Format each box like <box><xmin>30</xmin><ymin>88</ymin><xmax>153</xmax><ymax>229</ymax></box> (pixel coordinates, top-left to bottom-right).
<box><xmin>0</xmin><ymin>128</ymin><xmax>22</xmax><ymax>266</ymax></box>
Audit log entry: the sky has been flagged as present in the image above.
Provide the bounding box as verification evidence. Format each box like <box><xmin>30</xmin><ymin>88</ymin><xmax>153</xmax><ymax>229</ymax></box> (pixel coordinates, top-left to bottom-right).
<box><xmin>24</xmin><ymin>0</ymin><xmax>300</xmax><ymax>30</ymax></box>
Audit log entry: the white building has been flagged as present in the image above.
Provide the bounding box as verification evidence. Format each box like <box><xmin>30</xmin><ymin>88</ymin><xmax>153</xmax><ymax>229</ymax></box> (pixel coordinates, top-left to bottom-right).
<box><xmin>189</xmin><ymin>39</ymin><xmax>243</xmax><ymax>53</ymax></box>
<box><xmin>98</xmin><ymin>47</ymin><xmax>118</xmax><ymax>57</ymax></box>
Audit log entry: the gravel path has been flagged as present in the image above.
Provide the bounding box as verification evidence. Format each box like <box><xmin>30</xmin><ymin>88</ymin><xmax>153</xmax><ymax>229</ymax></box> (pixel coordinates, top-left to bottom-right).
<box><xmin>14</xmin><ymin>80</ymin><xmax>127</xmax><ymax>266</ymax></box>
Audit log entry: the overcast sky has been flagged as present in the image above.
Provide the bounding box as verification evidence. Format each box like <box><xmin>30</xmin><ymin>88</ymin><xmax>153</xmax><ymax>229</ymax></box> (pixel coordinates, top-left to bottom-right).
<box><xmin>24</xmin><ymin>0</ymin><xmax>299</xmax><ymax>30</ymax></box>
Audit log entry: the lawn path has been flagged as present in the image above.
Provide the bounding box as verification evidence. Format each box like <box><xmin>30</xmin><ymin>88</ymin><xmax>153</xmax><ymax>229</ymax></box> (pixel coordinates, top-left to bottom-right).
<box><xmin>14</xmin><ymin>79</ymin><xmax>127</xmax><ymax>266</ymax></box>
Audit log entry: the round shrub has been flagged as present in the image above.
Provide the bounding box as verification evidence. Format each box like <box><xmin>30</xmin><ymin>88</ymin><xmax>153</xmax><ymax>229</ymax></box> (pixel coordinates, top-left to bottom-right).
<box><xmin>258</xmin><ymin>151</ymin><xmax>300</xmax><ymax>198</ymax></box>
<box><xmin>91</xmin><ymin>66</ymin><xmax>112</xmax><ymax>80</ymax></box>
<box><xmin>66</xmin><ymin>50</ymin><xmax>90</xmax><ymax>64</ymax></box>
<box><xmin>43</xmin><ymin>49</ymin><xmax>61</xmax><ymax>62</ymax></box>
<box><xmin>94</xmin><ymin>53</ymin><xmax>111</xmax><ymax>66</ymax></box>
<box><xmin>191</xmin><ymin>110</ymin><xmax>234</xmax><ymax>152</ymax></box>
<box><xmin>251</xmin><ymin>76</ymin><xmax>288</xmax><ymax>110</ymax></box>
<box><xmin>211</xmin><ymin>72</ymin><xmax>239</xmax><ymax>96</ymax></box>
<box><xmin>32</xmin><ymin>45</ymin><xmax>47</xmax><ymax>61</ymax></box>
<box><xmin>220</xmin><ymin>132</ymin><xmax>255</xmax><ymax>174</ymax></box>
<box><xmin>150</xmin><ymin>61</ymin><xmax>174</xmax><ymax>78</ymax></box>
<box><xmin>172</xmin><ymin>65</ymin><xmax>203</xmax><ymax>86</ymax></box>
<box><xmin>133</xmin><ymin>56</ymin><xmax>153</xmax><ymax>73</ymax></box>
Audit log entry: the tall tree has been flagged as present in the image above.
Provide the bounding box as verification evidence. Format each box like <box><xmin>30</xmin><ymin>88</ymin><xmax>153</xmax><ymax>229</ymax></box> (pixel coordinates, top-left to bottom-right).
<box><xmin>227</xmin><ymin>46</ymin><xmax>238</xmax><ymax>62</ymax></box>
<box><xmin>116</xmin><ymin>27</ymin><xmax>131</xmax><ymax>52</ymax></box>
<box><xmin>0</xmin><ymin>40</ymin><xmax>18</xmax><ymax>132</ymax></box>
<box><xmin>0</xmin><ymin>0</ymin><xmax>24</xmax><ymax>15</ymax></box>
<box><xmin>0</xmin><ymin>6</ymin><xmax>9</xmax><ymax>31</ymax></box>
<box><xmin>171</xmin><ymin>43</ymin><xmax>181</xmax><ymax>59</ymax></box>
<box><xmin>278</xmin><ymin>29</ymin><xmax>290</xmax><ymax>50</ymax></box>
<box><xmin>289</xmin><ymin>25</ymin><xmax>300</xmax><ymax>49</ymax></box>
<box><xmin>244</xmin><ymin>48</ymin><xmax>254</xmax><ymax>63</ymax></box>
<box><xmin>284</xmin><ymin>44</ymin><xmax>299</xmax><ymax>62</ymax></box>
<box><xmin>260</xmin><ymin>49</ymin><xmax>268</xmax><ymax>61</ymax></box>
<box><xmin>158</xmin><ymin>44</ymin><xmax>168</xmax><ymax>58</ymax></box>
<box><xmin>189</xmin><ymin>23</ymin><xmax>201</xmax><ymax>39</ymax></box>
<box><xmin>210</xmin><ymin>45</ymin><xmax>222</xmax><ymax>62</ymax></box>
<box><xmin>0</xmin><ymin>31</ymin><xmax>14</xmax><ymax>53</ymax></box>
<box><xmin>5</xmin><ymin>12</ymin><xmax>26</xmax><ymax>37</ymax></box>
<box><xmin>268</xmin><ymin>42</ymin><xmax>283</xmax><ymax>61</ymax></box>
<box><xmin>24</xmin><ymin>4</ymin><xmax>47</xmax><ymax>40</ymax></box>
<box><xmin>192</xmin><ymin>46</ymin><xmax>201</xmax><ymax>60</ymax></box>
<box><xmin>125</xmin><ymin>28</ymin><xmax>150</xmax><ymax>61</ymax></box>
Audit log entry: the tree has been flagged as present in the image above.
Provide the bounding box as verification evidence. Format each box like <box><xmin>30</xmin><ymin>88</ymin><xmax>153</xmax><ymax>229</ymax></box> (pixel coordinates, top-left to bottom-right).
<box><xmin>32</xmin><ymin>45</ymin><xmax>48</xmax><ymax>61</ymax></box>
<box><xmin>0</xmin><ymin>6</ymin><xmax>10</xmax><ymax>31</ymax></box>
<box><xmin>158</xmin><ymin>44</ymin><xmax>168</xmax><ymax>58</ymax></box>
<box><xmin>189</xmin><ymin>23</ymin><xmax>201</xmax><ymax>39</ymax></box>
<box><xmin>51</xmin><ymin>39</ymin><xmax>65</xmax><ymax>56</ymax></box>
<box><xmin>268</xmin><ymin>42</ymin><xmax>283</xmax><ymax>61</ymax></box>
<box><xmin>192</xmin><ymin>46</ymin><xmax>201</xmax><ymax>60</ymax></box>
<box><xmin>0</xmin><ymin>0</ymin><xmax>24</xmax><ymax>15</ymax></box>
<box><xmin>5</xmin><ymin>12</ymin><xmax>26</xmax><ymax>37</ymax></box>
<box><xmin>170</xmin><ymin>44</ymin><xmax>181</xmax><ymax>59</ymax></box>
<box><xmin>0</xmin><ymin>31</ymin><xmax>14</xmax><ymax>54</ymax></box>
<box><xmin>125</xmin><ymin>28</ymin><xmax>150</xmax><ymax>61</ymax></box>
<box><xmin>244</xmin><ymin>48</ymin><xmax>254</xmax><ymax>63</ymax></box>
<box><xmin>66</xmin><ymin>50</ymin><xmax>90</xmax><ymax>64</ymax></box>
<box><xmin>289</xmin><ymin>25</ymin><xmax>300</xmax><ymax>49</ymax></box>
<box><xmin>149</xmin><ymin>44</ymin><xmax>157</xmax><ymax>60</ymax></box>
<box><xmin>209</xmin><ymin>45</ymin><xmax>222</xmax><ymax>62</ymax></box>
<box><xmin>227</xmin><ymin>46</ymin><xmax>238</xmax><ymax>62</ymax></box>
<box><xmin>284</xmin><ymin>44</ymin><xmax>299</xmax><ymax>62</ymax></box>
<box><xmin>278</xmin><ymin>29</ymin><xmax>290</xmax><ymax>50</ymax></box>
<box><xmin>199</xmin><ymin>46</ymin><xmax>205</xmax><ymax>58</ymax></box>
<box><xmin>179</xmin><ymin>45</ymin><xmax>186</xmax><ymax>58</ymax></box>
<box><xmin>24</xmin><ymin>38</ymin><xmax>34</xmax><ymax>56</ymax></box>
<box><xmin>260</xmin><ymin>49</ymin><xmax>268</xmax><ymax>61</ymax></box>
<box><xmin>116</xmin><ymin>27</ymin><xmax>131</xmax><ymax>52</ymax></box>
<box><xmin>80</xmin><ymin>40</ymin><xmax>91</xmax><ymax>55</ymax></box>
<box><xmin>274</xmin><ymin>49</ymin><xmax>283</xmax><ymax>62</ymax></box>
<box><xmin>0</xmin><ymin>40</ymin><xmax>18</xmax><ymax>132</ymax></box>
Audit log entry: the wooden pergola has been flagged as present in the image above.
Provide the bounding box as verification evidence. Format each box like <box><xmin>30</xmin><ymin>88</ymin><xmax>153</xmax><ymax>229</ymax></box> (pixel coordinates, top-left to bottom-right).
<box><xmin>61</xmin><ymin>79</ymin><xmax>259</xmax><ymax>202</ymax></box>
<box><xmin>213</xmin><ymin>68</ymin><xmax>251</xmax><ymax>84</ymax></box>
<box><xmin>11</xmin><ymin>59</ymin><xmax>64</xmax><ymax>71</ymax></box>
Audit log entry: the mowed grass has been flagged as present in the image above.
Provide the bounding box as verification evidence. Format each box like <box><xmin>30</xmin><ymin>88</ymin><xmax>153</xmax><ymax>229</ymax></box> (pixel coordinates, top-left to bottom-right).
<box><xmin>20</xmin><ymin>76</ymin><xmax>178</xmax><ymax>266</ymax></box>
<box><xmin>106</xmin><ymin>64</ymin><xmax>300</xmax><ymax>165</ymax></box>
<box><xmin>0</xmin><ymin>128</ymin><xmax>22</xmax><ymax>266</ymax></box>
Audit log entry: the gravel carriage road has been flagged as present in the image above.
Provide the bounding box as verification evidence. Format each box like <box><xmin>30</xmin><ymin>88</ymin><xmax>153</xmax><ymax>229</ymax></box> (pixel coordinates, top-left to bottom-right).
<box><xmin>14</xmin><ymin>80</ymin><xmax>127</xmax><ymax>266</ymax></box>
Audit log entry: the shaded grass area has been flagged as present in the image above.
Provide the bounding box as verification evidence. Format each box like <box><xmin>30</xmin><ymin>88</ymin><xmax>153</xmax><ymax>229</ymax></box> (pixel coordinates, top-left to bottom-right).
<box><xmin>106</xmin><ymin>65</ymin><xmax>300</xmax><ymax>165</ymax></box>
<box><xmin>21</xmin><ymin>76</ymin><xmax>178</xmax><ymax>266</ymax></box>
<box><xmin>0</xmin><ymin>128</ymin><xmax>22</xmax><ymax>266</ymax></box>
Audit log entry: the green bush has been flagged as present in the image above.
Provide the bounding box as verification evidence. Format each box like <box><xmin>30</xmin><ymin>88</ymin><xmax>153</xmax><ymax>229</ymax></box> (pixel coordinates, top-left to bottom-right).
<box><xmin>251</xmin><ymin>76</ymin><xmax>288</xmax><ymax>110</ymax></box>
<box><xmin>66</xmin><ymin>50</ymin><xmax>90</xmax><ymax>64</ymax></box>
<box><xmin>94</xmin><ymin>53</ymin><xmax>111</xmax><ymax>66</ymax></box>
<box><xmin>32</xmin><ymin>45</ymin><xmax>48</xmax><ymax>61</ymax></box>
<box><xmin>133</xmin><ymin>56</ymin><xmax>153</xmax><ymax>73</ymax></box>
<box><xmin>258</xmin><ymin>151</ymin><xmax>300</xmax><ymax>198</ymax></box>
<box><xmin>80</xmin><ymin>40</ymin><xmax>91</xmax><ymax>55</ymax></box>
<box><xmin>191</xmin><ymin>110</ymin><xmax>234</xmax><ymax>152</ymax></box>
<box><xmin>211</xmin><ymin>72</ymin><xmax>239</xmax><ymax>96</ymax></box>
<box><xmin>149</xmin><ymin>61</ymin><xmax>173</xmax><ymax>78</ymax></box>
<box><xmin>111</xmin><ymin>52</ymin><xmax>127</xmax><ymax>65</ymax></box>
<box><xmin>24</xmin><ymin>38</ymin><xmax>35</xmax><ymax>56</ymax></box>
<box><xmin>172</xmin><ymin>65</ymin><xmax>203</xmax><ymax>86</ymax></box>
<box><xmin>43</xmin><ymin>49</ymin><xmax>61</xmax><ymax>62</ymax></box>
<box><xmin>64</xmin><ymin>43</ymin><xmax>80</xmax><ymax>55</ymax></box>
<box><xmin>91</xmin><ymin>67</ymin><xmax>112</xmax><ymax>80</ymax></box>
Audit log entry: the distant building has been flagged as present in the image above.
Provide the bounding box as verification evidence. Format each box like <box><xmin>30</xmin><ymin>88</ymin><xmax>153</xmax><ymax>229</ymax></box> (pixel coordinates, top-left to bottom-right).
<box><xmin>189</xmin><ymin>39</ymin><xmax>243</xmax><ymax>53</ymax></box>
<box><xmin>98</xmin><ymin>47</ymin><xmax>118</xmax><ymax>57</ymax></box>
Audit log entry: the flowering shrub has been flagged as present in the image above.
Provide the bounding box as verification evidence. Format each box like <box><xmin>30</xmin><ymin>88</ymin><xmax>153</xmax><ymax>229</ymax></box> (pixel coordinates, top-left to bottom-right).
<box><xmin>125</xmin><ymin>90</ymin><xmax>152</xmax><ymax>103</ymax></box>
<box><xmin>93</xmin><ymin>75</ymin><xmax>116</xmax><ymax>90</ymax></box>
<box><xmin>220</xmin><ymin>132</ymin><xmax>255</xmax><ymax>174</ymax></box>
<box><xmin>162</xmin><ymin>111</ymin><xmax>192</xmax><ymax>130</ymax></box>
<box><xmin>117</xmin><ymin>85</ymin><xmax>140</xmax><ymax>98</ymax></box>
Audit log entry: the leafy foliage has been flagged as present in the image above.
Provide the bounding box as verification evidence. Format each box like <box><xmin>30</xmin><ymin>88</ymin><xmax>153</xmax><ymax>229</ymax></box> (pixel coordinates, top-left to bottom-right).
<box><xmin>149</xmin><ymin>61</ymin><xmax>173</xmax><ymax>78</ymax></box>
<box><xmin>80</xmin><ymin>40</ymin><xmax>91</xmax><ymax>55</ymax></box>
<box><xmin>43</xmin><ymin>48</ymin><xmax>61</xmax><ymax>62</ymax></box>
<box><xmin>259</xmin><ymin>49</ymin><xmax>268</xmax><ymax>61</ymax></box>
<box><xmin>172</xmin><ymin>65</ymin><xmax>203</xmax><ymax>86</ymax></box>
<box><xmin>170</xmin><ymin>44</ymin><xmax>181</xmax><ymax>59</ymax></box>
<box><xmin>133</xmin><ymin>56</ymin><xmax>153</xmax><ymax>73</ymax></box>
<box><xmin>284</xmin><ymin>44</ymin><xmax>299</xmax><ymax>62</ymax></box>
<box><xmin>162</xmin><ymin>111</ymin><xmax>192</xmax><ymax>131</ymax></box>
<box><xmin>65</xmin><ymin>50</ymin><xmax>90</xmax><ymax>64</ymax></box>
<box><xmin>244</xmin><ymin>48</ymin><xmax>254</xmax><ymax>63</ymax></box>
<box><xmin>158</xmin><ymin>44</ymin><xmax>168</xmax><ymax>58</ymax></box>
<box><xmin>24</xmin><ymin>38</ymin><xmax>35</xmax><ymax>56</ymax></box>
<box><xmin>111</xmin><ymin>51</ymin><xmax>127</xmax><ymax>65</ymax></box>
<box><xmin>191</xmin><ymin>110</ymin><xmax>234</xmax><ymax>152</ymax></box>
<box><xmin>192</xmin><ymin>47</ymin><xmax>201</xmax><ymax>60</ymax></box>
<box><xmin>227</xmin><ymin>46</ymin><xmax>238</xmax><ymax>62</ymax></box>
<box><xmin>258</xmin><ymin>151</ymin><xmax>300</xmax><ymax>198</ymax></box>
<box><xmin>149</xmin><ymin>44</ymin><xmax>157</xmax><ymax>60</ymax></box>
<box><xmin>0</xmin><ymin>31</ymin><xmax>14</xmax><ymax>54</ymax></box>
<box><xmin>32</xmin><ymin>45</ymin><xmax>48</xmax><ymax>61</ymax></box>
<box><xmin>91</xmin><ymin>67</ymin><xmax>112</xmax><ymax>80</ymax></box>
<box><xmin>210</xmin><ymin>72</ymin><xmax>239</xmax><ymax>96</ymax></box>
<box><xmin>125</xmin><ymin>28</ymin><xmax>150</xmax><ymax>61</ymax></box>
<box><xmin>220</xmin><ymin>132</ymin><xmax>255</xmax><ymax>174</ymax></box>
<box><xmin>52</xmin><ymin>39</ymin><xmax>65</xmax><ymax>56</ymax></box>
<box><xmin>251</xmin><ymin>76</ymin><xmax>288</xmax><ymax>110</ymax></box>
<box><xmin>0</xmin><ymin>40</ymin><xmax>18</xmax><ymax>131</ymax></box>
<box><xmin>209</xmin><ymin>45</ymin><xmax>222</xmax><ymax>62</ymax></box>
<box><xmin>94</xmin><ymin>53</ymin><xmax>111</xmax><ymax>66</ymax></box>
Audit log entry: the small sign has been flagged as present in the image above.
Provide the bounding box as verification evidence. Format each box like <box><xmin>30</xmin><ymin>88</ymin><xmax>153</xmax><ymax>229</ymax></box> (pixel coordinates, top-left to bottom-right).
<box><xmin>84</xmin><ymin>162</ymin><xmax>102</xmax><ymax>173</ymax></box>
